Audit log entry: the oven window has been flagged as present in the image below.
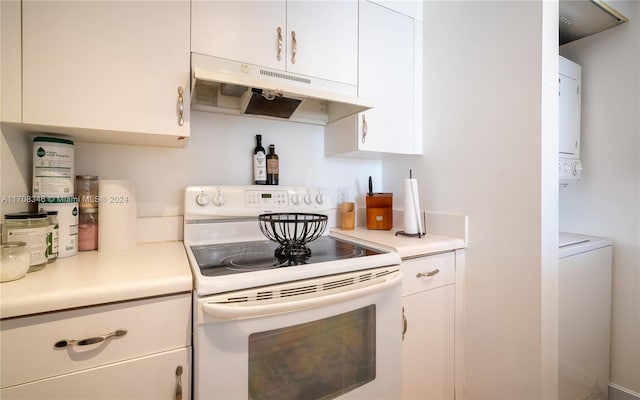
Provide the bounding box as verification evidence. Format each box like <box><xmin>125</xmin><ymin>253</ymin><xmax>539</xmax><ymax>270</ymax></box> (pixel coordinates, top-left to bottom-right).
<box><xmin>248</xmin><ymin>305</ymin><xmax>376</xmax><ymax>400</ymax></box>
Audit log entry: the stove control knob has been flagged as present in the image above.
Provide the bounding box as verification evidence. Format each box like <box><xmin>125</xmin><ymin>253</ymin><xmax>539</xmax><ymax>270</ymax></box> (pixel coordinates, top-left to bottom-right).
<box><xmin>303</xmin><ymin>193</ymin><xmax>312</xmax><ymax>205</ymax></box>
<box><xmin>315</xmin><ymin>193</ymin><xmax>324</xmax><ymax>205</ymax></box>
<box><xmin>195</xmin><ymin>192</ymin><xmax>210</xmax><ymax>206</ymax></box>
<box><xmin>212</xmin><ymin>191</ymin><xmax>226</xmax><ymax>207</ymax></box>
<box><xmin>291</xmin><ymin>193</ymin><xmax>300</xmax><ymax>205</ymax></box>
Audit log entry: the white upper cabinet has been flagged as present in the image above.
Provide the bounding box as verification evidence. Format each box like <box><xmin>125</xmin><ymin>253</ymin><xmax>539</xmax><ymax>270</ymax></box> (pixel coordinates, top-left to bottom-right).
<box><xmin>325</xmin><ymin>0</ymin><xmax>422</xmax><ymax>158</ymax></box>
<box><xmin>559</xmin><ymin>56</ymin><xmax>581</xmax><ymax>158</ymax></box>
<box><xmin>21</xmin><ymin>1</ymin><xmax>190</xmax><ymax>147</ymax></box>
<box><xmin>191</xmin><ymin>0</ymin><xmax>358</xmax><ymax>86</ymax></box>
<box><xmin>191</xmin><ymin>1</ymin><xmax>286</xmax><ymax>71</ymax></box>
<box><xmin>285</xmin><ymin>1</ymin><xmax>358</xmax><ymax>85</ymax></box>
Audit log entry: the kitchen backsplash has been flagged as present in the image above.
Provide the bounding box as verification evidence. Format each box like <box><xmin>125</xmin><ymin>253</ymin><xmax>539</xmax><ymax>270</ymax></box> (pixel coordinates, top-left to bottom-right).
<box><xmin>1</xmin><ymin>111</ymin><xmax>382</xmax><ymax>219</ymax></box>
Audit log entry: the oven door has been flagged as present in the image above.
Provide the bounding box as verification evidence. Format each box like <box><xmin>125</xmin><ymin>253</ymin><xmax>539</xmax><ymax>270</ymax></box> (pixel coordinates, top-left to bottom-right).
<box><xmin>194</xmin><ymin>266</ymin><xmax>403</xmax><ymax>400</ymax></box>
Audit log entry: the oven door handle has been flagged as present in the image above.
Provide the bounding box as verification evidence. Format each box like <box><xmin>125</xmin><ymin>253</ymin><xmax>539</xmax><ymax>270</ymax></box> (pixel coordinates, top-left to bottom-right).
<box><xmin>202</xmin><ymin>271</ymin><xmax>402</xmax><ymax>320</ymax></box>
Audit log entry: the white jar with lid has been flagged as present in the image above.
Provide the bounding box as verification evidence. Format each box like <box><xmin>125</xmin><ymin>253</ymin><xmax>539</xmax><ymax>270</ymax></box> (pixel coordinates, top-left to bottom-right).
<box><xmin>1</xmin><ymin>242</ymin><xmax>31</xmax><ymax>282</ymax></box>
<box><xmin>2</xmin><ymin>213</ymin><xmax>49</xmax><ymax>271</ymax></box>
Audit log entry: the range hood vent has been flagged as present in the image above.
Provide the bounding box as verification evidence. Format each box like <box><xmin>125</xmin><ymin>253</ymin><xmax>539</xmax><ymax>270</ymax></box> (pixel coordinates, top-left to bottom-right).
<box><xmin>559</xmin><ymin>0</ymin><xmax>629</xmax><ymax>45</ymax></box>
<box><xmin>191</xmin><ymin>53</ymin><xmax>372</xmax><ymax>125</ymax></box>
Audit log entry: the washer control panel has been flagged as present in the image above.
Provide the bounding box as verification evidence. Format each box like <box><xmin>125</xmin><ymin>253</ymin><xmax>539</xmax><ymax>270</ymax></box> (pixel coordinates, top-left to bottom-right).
<box><xmin>559</xmin><ymin>158</ymin><xmax>583</xmax><ymax>186</ymax></box>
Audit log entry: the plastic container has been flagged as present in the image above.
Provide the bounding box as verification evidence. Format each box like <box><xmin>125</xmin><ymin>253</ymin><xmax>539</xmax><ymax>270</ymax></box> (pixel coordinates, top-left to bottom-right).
<box><xmin>76</xmin><ymin>175</ymin><xmax>99</xmax><ymax>209</ymax></box>
<box><xmin>78</xmin><ymin>208</ymin><xmax>98</xmax><ymax>251</ymax></box>
<box><xmin>1</xmin><ymin>242</ymin><xmax>31</xmax><ymax>282</ymax></box>
<box><xmin>46</xmin><ymin>211</ymin><xmax>59</xmax><ymax>262</ymax></box>
<box><xmin>38</xmin><ymin>197</ymin><xmax>79</xmax><ymax>258</ymax></box>
<box><xmin>32</xmin><ymin>137</ymin><xmax>74</xmax><ymax>197</ymax></box>
<box><xmin>2</xmin><ymin>213</ymin><xmax>49</xmax><ymax>271</ymax></box>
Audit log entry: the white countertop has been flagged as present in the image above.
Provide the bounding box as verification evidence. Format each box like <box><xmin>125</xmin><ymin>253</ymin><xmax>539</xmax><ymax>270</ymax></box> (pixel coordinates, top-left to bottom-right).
<box><xmin>0</xmin><ymin>241</ymin><xmax>193</xmax><ymax>319</ymax></box>
<box><xmin>330</xmin><ymin>227</ymin><xmax>466</xmax><ymax>259</ymax></box>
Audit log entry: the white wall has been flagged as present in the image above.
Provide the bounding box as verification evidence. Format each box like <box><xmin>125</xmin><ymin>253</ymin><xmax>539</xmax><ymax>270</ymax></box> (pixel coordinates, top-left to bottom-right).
<box><xmin>383</xmin><ymin>1</ymin><xmax>559</xmax><ymax>398</ymax></box>
<box><xmin>1</xmin><ymin>111</ymin><xmax>382</xmax><ymax>219</ymax></box>
<box><xmin>559</xmin><ymin>1</ymin><xmax>640</xmax><ymax>394</ymax></box>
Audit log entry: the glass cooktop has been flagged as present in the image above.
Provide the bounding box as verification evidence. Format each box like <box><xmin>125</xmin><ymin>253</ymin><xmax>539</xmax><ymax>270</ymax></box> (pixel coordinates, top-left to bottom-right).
<box><xmin>190</xmin><ymin>236</ymin><xmax>383</xmax><ymax>277</ymax></box>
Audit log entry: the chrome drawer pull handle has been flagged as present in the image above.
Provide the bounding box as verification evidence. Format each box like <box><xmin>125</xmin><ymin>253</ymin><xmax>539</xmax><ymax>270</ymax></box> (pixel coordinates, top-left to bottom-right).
<box><xmin>361</xmin><ymin>114</ymin><xmax>367</xmax><ymax>143</ymax></box>
<box><xmin>54</xmin><ymin>329</ymin><xmax>127</xmax><ymax>349</ymax></box>
<box><xmin>175</xmin><ymin>365</ymin><xmax>183</xmax><ymax>400</ymax></box>
<box><xmin>416</xmin><ymin>269</ymin><xmax>440</xmax><ymax>278</ymax></box>
<box><xmin>291</xmin><ymin>30</ymin><xmax>297</xmax><ymax>64</ymax></box>
<box><xmin>276</xmin><ymin>27</ymin><xmax>283</xmax><ymax>61</ymax></box>
<box><xmin>402</xmin><ymin>307</ymin><xmax>408</xmax><ymax>341</ymax></box>
<box><xmin>177</xmin><ymin>86</ymin><xmax>184</xmax><ymax>127</ymax></box>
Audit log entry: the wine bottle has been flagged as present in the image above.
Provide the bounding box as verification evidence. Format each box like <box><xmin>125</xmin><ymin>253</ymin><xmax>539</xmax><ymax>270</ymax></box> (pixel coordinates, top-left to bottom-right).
<box><xmin>266</xmin><ymin>144</ymin><xmax>279</xmax><ymax>185</ymax></box>
<box><xmin>253</xmin><ymin>135</ymin><xmax>266</xmax><ymax>185</ymax></box>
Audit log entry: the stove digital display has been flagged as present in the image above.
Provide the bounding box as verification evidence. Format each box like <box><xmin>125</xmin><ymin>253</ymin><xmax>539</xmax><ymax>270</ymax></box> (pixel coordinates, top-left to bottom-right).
<box><xmin>261</xmin><ymin>193</ymin><xmax>272</xmax><ymax>199</ymax></box>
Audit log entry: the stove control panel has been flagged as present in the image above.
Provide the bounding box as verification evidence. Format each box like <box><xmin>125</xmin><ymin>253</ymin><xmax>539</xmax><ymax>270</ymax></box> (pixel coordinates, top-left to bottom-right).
<box><xmin>185</xmin><ymin>185</ymin><xmax>332</xmax><ymax>219</ymax></box>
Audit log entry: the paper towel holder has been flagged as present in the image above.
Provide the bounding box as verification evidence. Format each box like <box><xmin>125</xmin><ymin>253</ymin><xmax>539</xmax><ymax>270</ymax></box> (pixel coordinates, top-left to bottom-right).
<box><xmin>396</xmin><ymin>169</ymin><xmax>426</xmax><ymax>238</ymax></box>
<box><xmin>395</xmin><ymin>209</ymin><xmax>426</xmax><ymax>238</ymax></box>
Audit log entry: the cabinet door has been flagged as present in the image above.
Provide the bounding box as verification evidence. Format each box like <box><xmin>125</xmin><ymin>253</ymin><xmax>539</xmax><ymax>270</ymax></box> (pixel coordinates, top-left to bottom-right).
<box><xmin>324</xmin><ymin>0</ymin><xmax>415</xmax><ymax>157</ymax></box>
<box><xmin>358</xmin><ymin>0</ymin><xmax>414</xmax><ymax>153</ymax></box>
<box><xmin>1</xmin><ymin>348</ymin><xmax>190</xmax><ymax>400</ymax></box>
<box><xmin>22</xmin><ymin>1</ymin><xmax>190</xmax><ymax>138</ymax></box>
<box><xmin>191</xmin><ymin>1</ymin><xmax>286</xmax><ymax>70</ymax></box>
<box><xmin>559</xmin><ymin>56</ymin><xmax>581</xmax><ymax>158</ymax></box>
<box><xmin>559</xmin><ymin>71</ymin><xmax>581</xmax><ymax>157</ymax></box>
<box><xmin>286</xmin><ymin>1</ymin><xmax>358</xmax><ymax>85</ymax></box>
<box><xmin>403</xmin><ymin>284</ymin><xmax>455</xmax><ymax>400</ymax></box>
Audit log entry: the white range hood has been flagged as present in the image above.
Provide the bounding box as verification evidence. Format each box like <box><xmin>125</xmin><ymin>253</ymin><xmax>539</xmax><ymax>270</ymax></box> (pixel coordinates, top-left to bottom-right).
<box><xmin>190</xmin><ymin>53</ymin><xmax>372</xmax><ymax>125</ymax></box>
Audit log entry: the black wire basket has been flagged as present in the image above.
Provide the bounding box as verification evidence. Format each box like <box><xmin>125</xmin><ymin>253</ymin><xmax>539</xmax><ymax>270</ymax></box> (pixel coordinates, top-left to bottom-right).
<box><xmin>258</xmin><ymin>213</ymin><xmax>328</xmax><ymax>262</ymax></box>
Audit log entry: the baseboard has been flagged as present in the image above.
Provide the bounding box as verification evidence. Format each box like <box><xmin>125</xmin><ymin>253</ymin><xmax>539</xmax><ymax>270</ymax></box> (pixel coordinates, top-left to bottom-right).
<box><xmin>610</xmin><ymin>384</ymin><xmax>640</xmax><ymax>400</ymax></box>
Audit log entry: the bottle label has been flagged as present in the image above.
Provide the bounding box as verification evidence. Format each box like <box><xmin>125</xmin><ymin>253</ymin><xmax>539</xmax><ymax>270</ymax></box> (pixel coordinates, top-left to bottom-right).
<box><xmin>267</xmin><ymin>159</ymin><xmax>279</xmax><ymax>174</ymax></box>
<box><xmin>5</xmin><ymin>226</ymin><xmax>48</xmax><ymax>266</ymax></box>
<box><xmin>254</xmin><ymin>152</ymin><xmax>266</xmax><ymax>182</ymax></box>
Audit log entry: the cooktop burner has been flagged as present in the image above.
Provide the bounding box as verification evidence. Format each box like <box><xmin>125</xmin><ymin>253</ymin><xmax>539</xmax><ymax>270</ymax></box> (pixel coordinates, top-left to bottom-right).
<box><xmin>190</xmin><ymin>236</ymin><xmax>381</xmax><ymax>277</ymax></box>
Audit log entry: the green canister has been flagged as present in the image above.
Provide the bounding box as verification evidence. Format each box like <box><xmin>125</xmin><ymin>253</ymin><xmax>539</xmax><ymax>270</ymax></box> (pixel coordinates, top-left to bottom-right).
<box><xmin>46</xmin><ymin>211</ymin><xmax>59</xmax><ymax>262</ymax></box>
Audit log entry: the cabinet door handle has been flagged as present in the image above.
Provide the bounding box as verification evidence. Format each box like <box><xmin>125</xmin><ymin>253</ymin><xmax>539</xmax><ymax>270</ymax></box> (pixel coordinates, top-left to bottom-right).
<box><xmin>416</xmin><ymin>269</ymin><xmax>440</xmax><ymax>278</ymax></box>
<box><xmin>402</xmin><ymin>307</ymin><xmax>408</xmax><ymax>341</ymax></box>
<box><xmin>276</xmin><ymin>27</ymin><xmax>283</xmax><ymax>61</ymax></box>
<box><xmin>175</xmin><ymin>365</ymin><xmax>183</xmax><ymax>400</ymax></box>
<box><xmin>177</xmin><ymin>86</ymin><xmax>184</xmax><ymax>127</ymax></box>
<box><xmin>361</xmin><ymin>114</ymin><xmax>367</xmax><ymax>143</ymax></box>
<box><xmin>54</xmin><ymin>329</ymin><xmax>127</xmax><ymax>349</ymax></box>
<box><xmin>291</xmin><ymin>30</ymin><xmax>297</xmax><ymax>64</ymax></box>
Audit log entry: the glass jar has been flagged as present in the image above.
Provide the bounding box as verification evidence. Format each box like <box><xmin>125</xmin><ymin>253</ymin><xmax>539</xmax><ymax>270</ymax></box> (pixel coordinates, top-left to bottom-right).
<box><xmin>76</xmin><ymin>175</ymin><xmax>98</xmax><ymax>209</ymax></box>
<box><xmin>3</xmin><ymin>213</ymin><xmax>49</xmax><ymax>271</ymax></box>
<box><xmin>78</xmin><ymin>208</ymin><xmax>98</xmax><ymax>251</ymax></box>
<box><xmin>46</xmin><ymin>211</ymin><xmax>59</xmax><ymax>262</ymax></box>
<box><xmin>1</xmin><ymin>242</ymin><xmax>31</xmax><ymax>282</ymax></box>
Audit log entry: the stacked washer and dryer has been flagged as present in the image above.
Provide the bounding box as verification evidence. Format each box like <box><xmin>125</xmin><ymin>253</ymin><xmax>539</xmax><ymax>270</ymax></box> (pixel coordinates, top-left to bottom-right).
<box><xmin>558</xmin><ymin>56</ymin><xmax>613</xmax><ymax>400</ymax></box>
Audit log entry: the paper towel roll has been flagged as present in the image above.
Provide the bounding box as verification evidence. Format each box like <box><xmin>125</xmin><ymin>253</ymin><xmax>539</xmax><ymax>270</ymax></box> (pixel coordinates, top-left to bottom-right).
<box><xmin>98</xmin><ymin>180</ymin><xmax>137</xmax><ymax>252</ymax></box>
<box><xmin>403</xmin><ymin>179</ymin><xmax>424</xmax><ymax>235</ymax></box>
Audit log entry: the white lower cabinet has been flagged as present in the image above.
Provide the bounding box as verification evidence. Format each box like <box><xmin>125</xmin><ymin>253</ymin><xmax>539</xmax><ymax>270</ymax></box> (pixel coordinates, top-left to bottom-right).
<box><xmin>0</xmin><ymin>293</ymin><xmax>191</xmax><ymax>399</ymax></box>
<box><xmin>402</xmin><ymin>252</ymin><xmax>456</xmax><ymax>400</ymax></box>
<box><xmin>1</xmin><ymin>348</ymin><xmax>190</xmax><ymax>399</ymax></box>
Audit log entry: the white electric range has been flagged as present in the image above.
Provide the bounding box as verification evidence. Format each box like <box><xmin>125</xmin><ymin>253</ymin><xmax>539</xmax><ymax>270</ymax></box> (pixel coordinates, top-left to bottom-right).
<box><xmin>183</xmin><ymin>185</ymin><xmax>403</xmax><ymax>400</ymax></box>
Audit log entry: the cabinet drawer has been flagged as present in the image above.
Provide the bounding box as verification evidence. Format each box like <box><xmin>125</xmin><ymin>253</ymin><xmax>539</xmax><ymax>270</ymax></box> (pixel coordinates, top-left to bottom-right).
<box><xmin>402</xmin><ymin>252</ymin><xmax>455</xmax><ymax>296</ymax></box>
<box><xmin>1</xmin><ymin>292</ymin><xmax>191</xmax><ymax>388</ymax></box>
<box><xmin>1</xmin><ymin>347</ymin><xmax>190</xmax><ymax>399</ymax></box>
